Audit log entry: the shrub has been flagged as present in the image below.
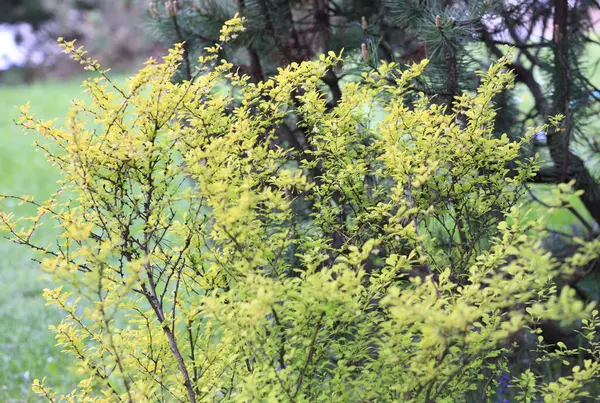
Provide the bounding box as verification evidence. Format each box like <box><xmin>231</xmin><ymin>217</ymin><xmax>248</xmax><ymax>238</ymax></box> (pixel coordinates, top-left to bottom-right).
<box><xmin>2</xmin><ymin>18</ymin><xmax>600</xmax><ymax>402</ymax></box>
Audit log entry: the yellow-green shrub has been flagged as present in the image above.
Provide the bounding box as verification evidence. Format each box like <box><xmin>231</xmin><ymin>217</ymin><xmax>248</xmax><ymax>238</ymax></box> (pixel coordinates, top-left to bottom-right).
<box><xmin>2</xmin><ymin>18</ymin><xmax>600</xmax><ymax>402</ymax></box>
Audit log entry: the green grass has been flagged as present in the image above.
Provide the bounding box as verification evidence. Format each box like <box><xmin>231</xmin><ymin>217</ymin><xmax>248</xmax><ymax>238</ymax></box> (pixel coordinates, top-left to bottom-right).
<box><xmin>0</xmin><ymin>78</ymin><xmax>90</xmax><ymax>401</ymax></box>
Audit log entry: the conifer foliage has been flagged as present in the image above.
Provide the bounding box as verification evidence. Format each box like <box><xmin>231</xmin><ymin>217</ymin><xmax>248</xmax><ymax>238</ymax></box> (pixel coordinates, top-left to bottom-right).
<box><xmin>3</xmin><ymin>17</ymin><xmax>600</xmax><ymax>401</ymax></box>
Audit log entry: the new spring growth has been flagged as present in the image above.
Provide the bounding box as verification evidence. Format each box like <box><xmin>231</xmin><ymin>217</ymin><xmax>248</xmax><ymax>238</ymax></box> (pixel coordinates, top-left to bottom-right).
<box><xmin>165</xmin><ymin>0</ymin><xmax>177</xmax><ymax>17</ymax></box>
<box><xmin>149</xmin><ymin>1</ymin><xmax>159</xmax><ymax>18</ymax></box>
<box><xmin>361</xmin><ymin>16</ymin><xmax>368</xmax><ymax>62</ymax></box>
<box><xmin>436</xmin><ymin>15</ymin><xmax>442</xmax><ymax>29</ymax></box>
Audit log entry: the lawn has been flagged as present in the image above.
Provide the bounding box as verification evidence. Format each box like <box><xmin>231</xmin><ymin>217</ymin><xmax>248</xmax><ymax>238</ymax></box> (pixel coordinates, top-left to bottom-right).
<box><xmin>0</xmin><ymin>77</ymin><xmax>89</xmax><ymax>401</ymax></box>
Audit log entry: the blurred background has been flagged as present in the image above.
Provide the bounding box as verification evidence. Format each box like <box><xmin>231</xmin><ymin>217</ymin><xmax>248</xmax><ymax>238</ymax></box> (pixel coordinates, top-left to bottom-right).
<box><xmin>0</xmin><ymin>0</ymin><xmax>164</xmax><ymax>83</ymax></box>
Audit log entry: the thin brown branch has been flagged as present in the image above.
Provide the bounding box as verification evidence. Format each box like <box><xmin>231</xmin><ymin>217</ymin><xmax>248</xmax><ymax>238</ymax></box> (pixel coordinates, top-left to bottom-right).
<box><xmin>170</xmin><ymin>7</ymin><xmax>192</xmax><ymax>81</ymax></box>
<box><xmin>294</xmin><ymin>312</ymin><xmax>325</xmax><ymax>397</ymax></box>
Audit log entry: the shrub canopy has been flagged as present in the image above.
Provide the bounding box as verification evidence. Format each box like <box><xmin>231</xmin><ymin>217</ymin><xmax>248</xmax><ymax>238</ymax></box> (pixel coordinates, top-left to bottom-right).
<box><xmin>3</xmin><ymin>18</ymin><xmax>600</xmax><ymax>403</ymax></box>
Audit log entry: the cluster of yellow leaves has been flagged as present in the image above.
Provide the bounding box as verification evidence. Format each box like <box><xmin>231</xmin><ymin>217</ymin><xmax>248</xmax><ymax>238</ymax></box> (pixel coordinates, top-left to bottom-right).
<box><xmin>2</xmin><ymin>17</ymin><xmax>600</xmax><ymax>403</ymax></box>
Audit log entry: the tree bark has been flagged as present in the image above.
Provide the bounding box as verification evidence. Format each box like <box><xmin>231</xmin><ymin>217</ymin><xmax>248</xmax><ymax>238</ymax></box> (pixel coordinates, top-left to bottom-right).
<box><xmin>548</xmin><ymin>0</ymin><xmax>600</xmax><ymax>225</ymax></box>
